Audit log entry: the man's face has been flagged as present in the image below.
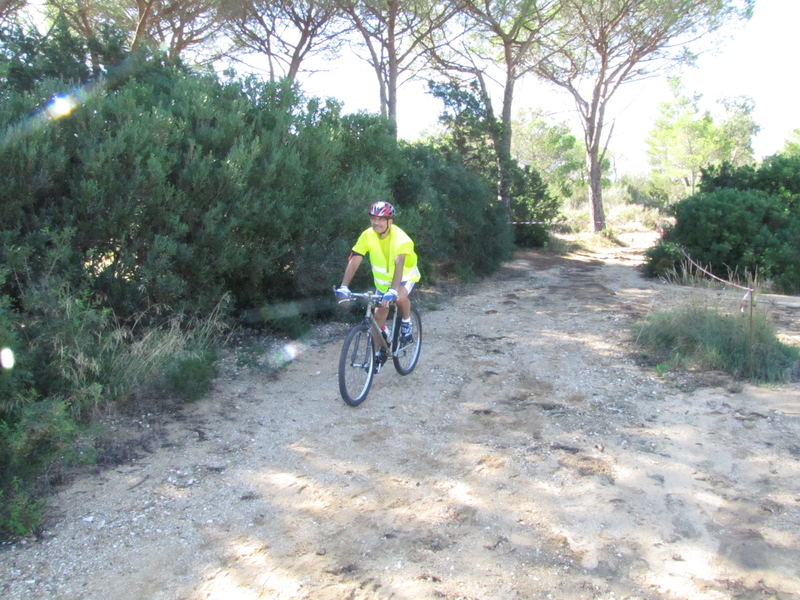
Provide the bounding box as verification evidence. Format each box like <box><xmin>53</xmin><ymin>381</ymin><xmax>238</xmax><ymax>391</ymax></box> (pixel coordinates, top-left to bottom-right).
<box><xmin>370</xmin><ymin>216</ymin><xmax>391</xmax><ymax>236</ymax></box>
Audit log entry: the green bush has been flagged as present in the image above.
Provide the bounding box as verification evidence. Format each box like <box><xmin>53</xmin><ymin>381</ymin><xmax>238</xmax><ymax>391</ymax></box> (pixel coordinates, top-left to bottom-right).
<box><xmin>509</xmin><ymin>163</ymin><xmax>561</xmax><ymax>248</ymax></box>
<box><xmin>1</xmin><ymin>52</ymin><xmax>516</xmax><ymax>318</ymax></box>
<box><xmin>0</xmin><ymin>270</ymin><xmax>226</xmax><ymax>537</ymax></box>
<box><xmin>394</xmin><ymin>143</ymin><xmax>514</xmax><ymax>279</ymax></box>
<box><xmin>0</xmin><ymin>477</ymin><xmax>45</xmax><ymax>538</ymax></box>
<box><xmin>614</xmin><ymin>173</ymin><xmax>671</xmax><ymax>210</ymax></box>
<box><xmin>644</xmin><ymin>188</ymin><xmax>800</xmax><ymax>294</ymax></box>
<box><xmin>0</xmin><ymin>293</ymin><xmax>32</xmax><ymax>411</ymax></box>
<box><xmin>511</xmin><ymin>223</ymin><xmax>550</xmax><ymax>248</ymax></box>
<box><xmin>166</xmin><ymin>352</ymin><xmax>218</xmax><ymax>403</ymax></box>
<box><xmin>636</xmin><ymin>306</ymin><xmax>800</xmax><ymax>383</ymax></box>
<box><xmin>0</xmin><ymin>400</ymin><xmax>75</xmax><ymax>536</ymax></box>
<box><xmin>645</xmin><ymin>154</ymin><xmax>800</xmax><ymax>293</ymax></box>
<box><xmin>272</xmin><ymin>314</ymin><xmax>313</xmax><ymax>339</ymax></box>
<box><xmin>701</xmin><ymin>154</ymin><xmax>800</xmax><ymax>208</ymax></box>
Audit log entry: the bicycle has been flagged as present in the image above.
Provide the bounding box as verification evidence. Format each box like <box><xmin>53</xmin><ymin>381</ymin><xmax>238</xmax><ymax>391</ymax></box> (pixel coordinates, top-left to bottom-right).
<box><xmin>336</xmin><ymin>290</ymin><xmax>422</xmax><ymax>406</ymax></box>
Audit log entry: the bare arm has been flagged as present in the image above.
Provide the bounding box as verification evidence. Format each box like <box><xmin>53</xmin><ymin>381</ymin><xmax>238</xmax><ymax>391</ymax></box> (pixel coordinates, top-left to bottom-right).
<box><xmin>391</xmin><ymin>254</ymin><xmax>406</xmax><ymax>291</ymax></box>
<box><xmin>341</xmin><ymin>254</ymin><xmax>363</xmax><ymax>287</ymax></box>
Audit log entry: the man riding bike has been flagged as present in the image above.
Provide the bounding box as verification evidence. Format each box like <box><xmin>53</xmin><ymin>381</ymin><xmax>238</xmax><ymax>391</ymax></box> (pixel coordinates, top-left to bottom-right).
<box><xmin>335</xmin><ymin>201</ymin><xmax>420</xmax><ymax>368</ymax></box>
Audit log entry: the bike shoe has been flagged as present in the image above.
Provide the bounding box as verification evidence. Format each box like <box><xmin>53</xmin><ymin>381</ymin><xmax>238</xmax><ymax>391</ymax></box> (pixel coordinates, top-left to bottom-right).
<box><xmin>399</xmin><ymin>321</ymin><xmax>413</xmax><ymax>345</ymax></box>
<box><xmin>373</xmin><ymin>349</ymin><xmax>387</xmax><ymax>373</ymax></box>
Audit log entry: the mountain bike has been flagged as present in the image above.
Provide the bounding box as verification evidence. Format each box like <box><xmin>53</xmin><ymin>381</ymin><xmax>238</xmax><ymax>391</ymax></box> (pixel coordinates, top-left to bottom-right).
<box><xmin>336</xmin><ymin>290</ymin><xmax>422</xmax><ymax>406</ymax></box>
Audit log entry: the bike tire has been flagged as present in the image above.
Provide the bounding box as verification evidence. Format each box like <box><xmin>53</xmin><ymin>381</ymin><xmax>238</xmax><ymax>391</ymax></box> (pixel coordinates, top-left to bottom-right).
<box><xmin>339</xmin><ymin>323</ymin><xmax>375</xmax><ymax>406</ymax></box>
<box><xmin>392</xmin><ymin>306</ymin><xmax>422</xmax><ymax>375</ymax></box>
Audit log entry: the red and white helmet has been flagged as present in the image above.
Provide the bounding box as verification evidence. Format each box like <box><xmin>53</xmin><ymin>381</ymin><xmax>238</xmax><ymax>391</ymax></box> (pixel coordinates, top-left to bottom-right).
<box><xmin>368</xmin><ymin>201</ymin><xmax>396</xmax><ymax>218</ymax></box>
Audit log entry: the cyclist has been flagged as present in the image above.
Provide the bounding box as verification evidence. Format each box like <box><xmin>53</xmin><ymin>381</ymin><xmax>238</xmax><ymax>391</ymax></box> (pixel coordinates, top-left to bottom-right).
<box><xmin>335</xmin><ymin>201</ymin><xmax>420</xmax><ymax>366</ymax></box>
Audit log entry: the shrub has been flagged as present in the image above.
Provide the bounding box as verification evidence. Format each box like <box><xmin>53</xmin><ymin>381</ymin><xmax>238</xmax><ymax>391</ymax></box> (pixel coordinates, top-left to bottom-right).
<box><xmin>509</xmin><ymin>163</ymin><xmax>561</xmax><ymax>248</ymax></box>
<box><xmin>0</xmin><ymin>477</ymin><xmax>45</xmax><ymax>538</ymax></box>
<box><xmin>635</xmin><ymin>305</ymin><xmax>800</xmax><ymax>383</ymax></box>
<box><xmin>644</xmin><ymin>188</ymin><xmax>800</xmax><ymax>294</ymax></box>
<box><xmin>394</xmin><ymin>143</ymin><xmax>514</xmax><ymax>280</ymax></box>
<box><xmin>0</xmin><ymin>400</ymin><xmax>75</xmax><ymax>537</ymax></box>
<box><xmin>700</xmin><ymin>154</ymin><xmax>800</xmax><ymax>208</ymax></box>
<box><xmin>511</xmin><ymin>223</ymin><xmax>550</xmax><ymax>248</ymax></box>
<box><xmin>615</xmin><ymin>173</ymin><xmax>672</xmax><ymax>210</ymax></box>
<box><xmin>0</xmin><ymin>279</ymin><xmax>227</xmax><ymax>537</ymax></box>
<box><xmin>165</xmin><ymin>352</ymin><xmax>218</xmax><ymax>403</ymax></box>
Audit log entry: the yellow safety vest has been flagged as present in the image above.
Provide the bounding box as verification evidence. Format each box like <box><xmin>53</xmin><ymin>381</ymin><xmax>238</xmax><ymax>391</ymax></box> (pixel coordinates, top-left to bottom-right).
<box><xmin>352</xmin><ymin>225</ymin><xmax>420</xmax><ymax>292</ymax></box>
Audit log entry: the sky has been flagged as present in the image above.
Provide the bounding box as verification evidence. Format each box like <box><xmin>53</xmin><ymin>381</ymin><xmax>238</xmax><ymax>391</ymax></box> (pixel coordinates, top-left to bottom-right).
<box><xmin>298</xmin><ymin>0</ymin><xmax>800</xmax><ymax>174</ymax></box>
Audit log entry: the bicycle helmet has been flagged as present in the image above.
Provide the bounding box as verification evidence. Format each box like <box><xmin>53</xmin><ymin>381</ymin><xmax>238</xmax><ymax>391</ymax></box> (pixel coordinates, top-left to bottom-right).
<box><xmin>368</xmin><ymin>201</ymin><xmax>396</xmax><ymax>218</ymax></box>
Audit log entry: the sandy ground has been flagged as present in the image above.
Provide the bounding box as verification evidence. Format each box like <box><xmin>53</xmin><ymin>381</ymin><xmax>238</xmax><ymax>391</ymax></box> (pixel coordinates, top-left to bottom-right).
<box><xmin>1</xmin><ymin>232</ymin><xmax>799</xmax><ymax>600</ymax></box>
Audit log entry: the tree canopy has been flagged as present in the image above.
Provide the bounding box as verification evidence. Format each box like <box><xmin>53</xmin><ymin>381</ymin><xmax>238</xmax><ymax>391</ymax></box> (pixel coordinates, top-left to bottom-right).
<box><xmin>511</xmin><ymin>109</ymin><xmax>586</xmax><ymax>206</ymax></box>
<box><xmin>781</xmin><ymin>129</ymin><xmax>800</xmax><ymax>157</ymax></box>
<box><xmin>532</xmin><ymin>0</ymin><xmax>753</xmax><ymax>231</ymax></box>
<box><xmin>223</xmin><ymin>0</ymin><xmax>349</xmax><ymax>81</ymax></box>
<box><xmin>45</xmin><ymin>0</ymin><xmax>227</xmax><ymax>63</ymax></box>
<box><xmin>423</xmin><ymin>0</ymin><xmax>561</xmax><ymax>215</ymax></box>
<box><xmin>342</xmin><ymin>0</ymin><xmax>459</xmax><ymax>133</ymax></box>
<box><xmin>647</xmin><ymin>78</ymin><xmax>759</xmax><ymax>200</ymax></box>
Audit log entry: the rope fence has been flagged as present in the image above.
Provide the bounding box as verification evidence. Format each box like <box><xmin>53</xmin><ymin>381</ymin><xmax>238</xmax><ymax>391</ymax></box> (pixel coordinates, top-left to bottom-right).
<box><xmin>509</xmin><ymin>220</ymin><xmax>608</xmax><ymax>227</ymax></box>
<box><xmin>678</xmin><ymin>248</ymin><xmax>754</xmax><ymax>312</ymax></box>
<box><xmin>510</xmin><ymin>220</ymin><xmax>584</xmax><ymax>225</ymax></box>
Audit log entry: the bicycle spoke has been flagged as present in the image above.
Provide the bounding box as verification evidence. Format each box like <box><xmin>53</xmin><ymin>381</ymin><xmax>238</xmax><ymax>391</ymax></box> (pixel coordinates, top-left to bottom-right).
<box><xmin>392</xmin><ymin>307</ymin><xmax>422</xmax><ymax>375</ymax></box>
<box><xmin>339</xmin><ymin>324</ymin><xmax>374</xmax><ymax>406</ymax></box>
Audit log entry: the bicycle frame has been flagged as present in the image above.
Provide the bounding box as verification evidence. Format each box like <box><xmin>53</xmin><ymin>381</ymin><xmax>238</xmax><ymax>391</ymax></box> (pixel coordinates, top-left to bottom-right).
<box><xmin>347</xmin><ymin>292</ymin><xmax>396</xmax><ymax>356</ymax></box>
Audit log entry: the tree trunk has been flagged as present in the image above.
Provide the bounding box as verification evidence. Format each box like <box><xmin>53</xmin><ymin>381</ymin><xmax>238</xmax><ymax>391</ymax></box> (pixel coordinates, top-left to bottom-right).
<box><xmin>587</xmin><ymin>150</ymin><xmax>606</xmax><ymax>232</ymax></box>
<box><xmin>474</xmin><ymin>72</ymin><xmax>510</xmax><ymax>217</ymax></box>
<box><xmin>74</xmin><ymin>6</ymin><xmax>102</xmax><ymax>77</ymax></box>
<box><xmin>497</xmin><ymin>73</ymin><xmax>515</xmax><ymax>218</ymax></box>
<box><xmin>132</xmin><ymin>0</ymin><xmax>156</xmax><ymax>53</ymax></box>
<box><xmin>584</xmin><ymin>86</ymin><xmax>607</xmax><ymax>232</ymax></box>
<box><xmin>386</xmin><ymin>2</ymin><xmax>398</xmax><ymax>137</ymax></box>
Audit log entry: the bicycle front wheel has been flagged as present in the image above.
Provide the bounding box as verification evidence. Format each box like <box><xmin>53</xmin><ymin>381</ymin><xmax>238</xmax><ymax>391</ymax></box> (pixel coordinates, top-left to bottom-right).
<box><xmin>392</xmin><ymin>307</ymin><xmax>422</xmax><ymax>375</ymax></box>
<box><xmin>339</xmin><ymin>323</ymin><xmax>375</xmax><ymax>406</ymax></box>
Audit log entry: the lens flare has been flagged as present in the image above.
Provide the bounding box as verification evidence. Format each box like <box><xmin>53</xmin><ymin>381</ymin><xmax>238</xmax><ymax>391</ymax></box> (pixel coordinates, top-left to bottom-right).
<box><xmin>1</xmin><ymin>348</ymin><xmax>14</xmax><ymax>369</ymax></box>
<box><xmin>1</xmin><ymin>53</ymin><xmax>139</xmax><ymax>151</ymax></box>
<box><xmin>46</xmin><ymin>95</ymin><xmax>79</xmax><ymax>119</ymax></box>
<box><xmin>282</xmin><ymin>342</ymin><xmax>301</xmax><ymax>361</ymax></box>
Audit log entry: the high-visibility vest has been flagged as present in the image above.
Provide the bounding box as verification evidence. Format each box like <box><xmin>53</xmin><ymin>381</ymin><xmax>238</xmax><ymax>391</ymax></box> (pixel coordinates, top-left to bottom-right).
<box><xmin>352</xmin><ymin>225</ymin><xmax>420</xmax><ymax>292</ymax></box>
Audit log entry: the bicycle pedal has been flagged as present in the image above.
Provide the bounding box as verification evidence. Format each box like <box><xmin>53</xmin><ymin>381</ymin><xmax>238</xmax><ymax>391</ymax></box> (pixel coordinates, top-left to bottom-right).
<box><xmin>375</xmin><ymin>348</ymin><xmax>388</xmax><ymax>372</ymax></box>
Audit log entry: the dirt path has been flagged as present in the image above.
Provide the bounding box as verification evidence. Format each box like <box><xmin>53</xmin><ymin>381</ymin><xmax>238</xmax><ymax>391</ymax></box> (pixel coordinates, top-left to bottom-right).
<box><xmin>2</xmin><ymin>234</ymin><xmax>799</xmax><ymax>600</ymax></box>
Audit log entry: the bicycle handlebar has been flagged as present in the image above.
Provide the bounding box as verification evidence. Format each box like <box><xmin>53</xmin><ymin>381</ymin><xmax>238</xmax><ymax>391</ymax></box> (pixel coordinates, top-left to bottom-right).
<box><xmin>348</xmin><ymin>291</ymin><xmax>384</xmax><ymax>303</ymax></box>
<box><xmin>333</xmin><ymin>286</ymin><xmax>386</xmax><ymax>305</ymax></box>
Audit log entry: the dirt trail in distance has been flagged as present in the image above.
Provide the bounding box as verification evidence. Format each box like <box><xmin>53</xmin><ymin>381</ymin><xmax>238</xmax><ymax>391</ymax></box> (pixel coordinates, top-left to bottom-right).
<box><xmin>1</xmin><ymin>231</ymin><xmax>799</xmax><ymax>600</ymax></box>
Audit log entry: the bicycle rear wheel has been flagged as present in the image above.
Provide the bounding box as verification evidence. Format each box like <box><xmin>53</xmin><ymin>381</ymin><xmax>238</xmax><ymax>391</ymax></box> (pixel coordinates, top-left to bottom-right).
<box><xmin>339</xmin><ymin>323</ymin><xmax>375</xmax><ymax>406</ymax></box>
<box><xmin>392</xmin><ymin>307</ymin><xmax>422</xmax><ymax>375</ymax></box>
